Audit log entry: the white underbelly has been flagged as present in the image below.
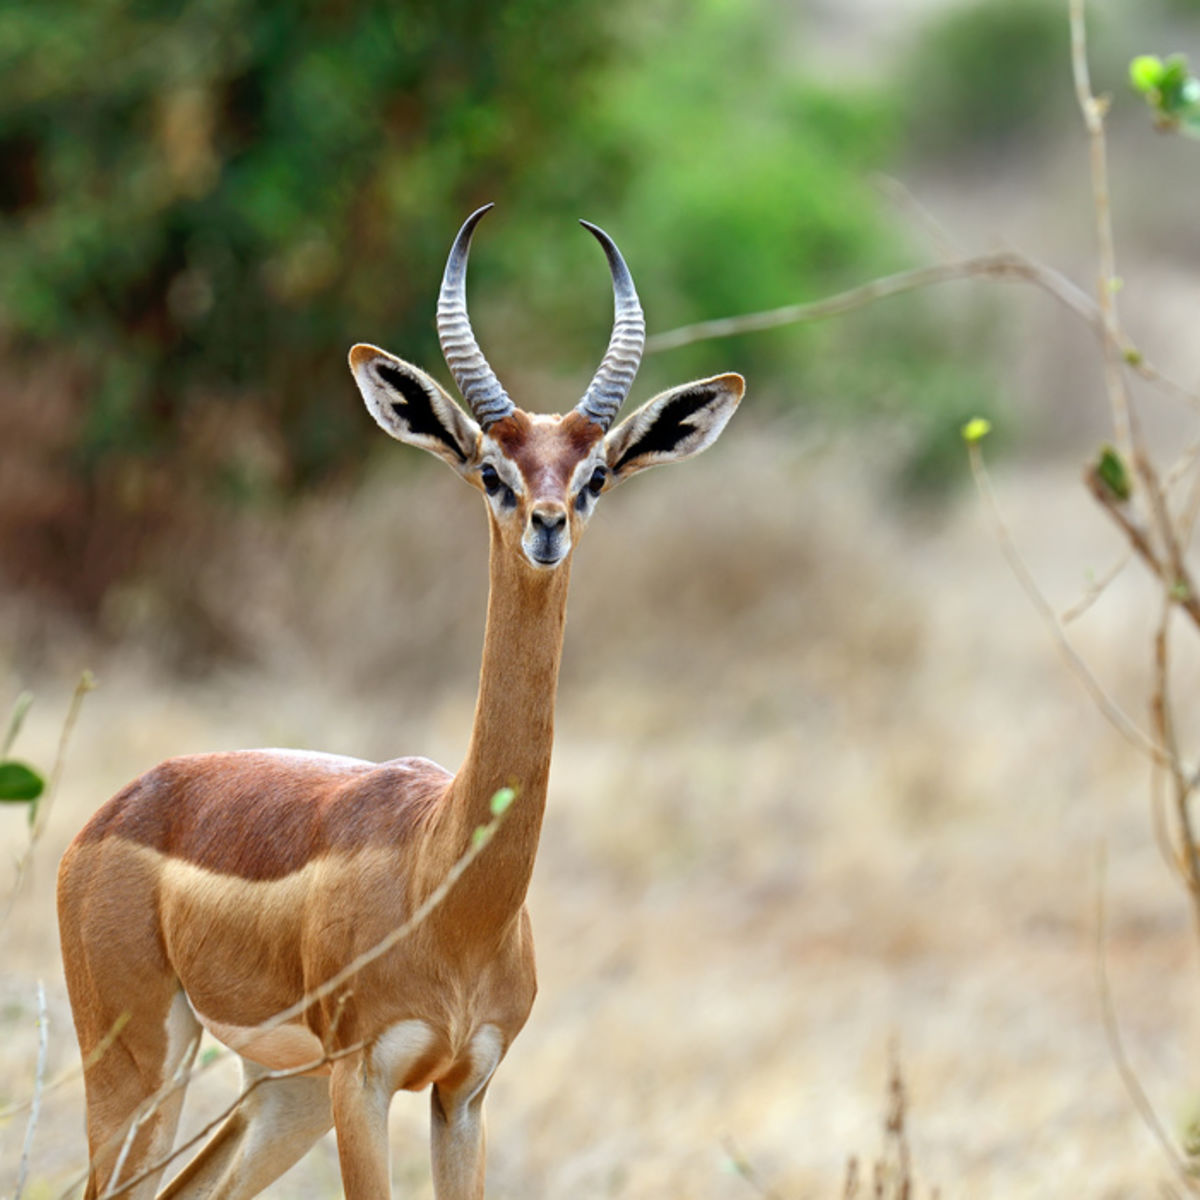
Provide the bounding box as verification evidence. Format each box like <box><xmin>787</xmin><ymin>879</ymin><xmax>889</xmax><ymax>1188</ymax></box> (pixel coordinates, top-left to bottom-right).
<box><xmin>195</xmin><ymin>1010</ymin><xmax>332</xmax><ymax>1075</ymax></box>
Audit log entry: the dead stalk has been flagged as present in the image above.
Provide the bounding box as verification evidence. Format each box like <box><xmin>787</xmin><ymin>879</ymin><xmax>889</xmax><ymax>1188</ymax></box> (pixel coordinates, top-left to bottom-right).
<box><xmin>2</xmin><ymin>669</ymin><xmax>95</xmax><ymax>927</ymax></box>
<box><xmin>968</xmin><ymin>441</ymin><xmax>1166</xmax><ymax>765</ymax></box>
<box><xmin>1094</xmin><ymin>847</ymin><xmax>1197</xmax><ymax>1189</ymax></box>
<box><xmin>13</xmin><ymin>982</ymin><xmax>49</xmax><ymax>1200</ymax></box>
<box><xmin>1068</xmin><ymin>0</ymin><xmax>1136</xmax><ymax>462</ymax></box>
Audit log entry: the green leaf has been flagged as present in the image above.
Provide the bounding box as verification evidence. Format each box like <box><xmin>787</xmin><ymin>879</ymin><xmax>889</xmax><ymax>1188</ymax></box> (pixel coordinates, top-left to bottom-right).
<box><xmin>0</xmin><ymin>760</ymin><xmax>46</xmax><ymax>802</ymax></box>
<box><xmin>1096</xmin><ymin>445</ymin><xmax>1131</xmax><ymax>502</ymax></box>
<box><xmin>489</xmin><ymin>787</ymin><xmax>516</xmax><ymax>818</ymax></box>
<box><xmin>1159</xmin><ymin>54</ymin><xmax>1191</xmax><ymax>110</ymax></box>
<box><xmin>1130</xmin><ymin>55</ymin><xmax>1164</xmax><ymax>95</ymax></box>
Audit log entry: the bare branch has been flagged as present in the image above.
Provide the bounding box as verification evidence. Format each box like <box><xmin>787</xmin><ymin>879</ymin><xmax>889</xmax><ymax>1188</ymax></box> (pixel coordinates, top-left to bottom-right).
<box><xmin>1060</xmin><ymin>549</ymin><xmax>1133</xmax><ymax>625</ymax></box>
<box><xmin>721</xmin><ymin>1137</ymin><xmax>784</xmax><ymax>1200</ymax></box>
<box><xmin>645</xmin><ymin>247</ymin><xmax>1200</xmax><ymax>417</ymax></box>
<box><xmin>1093</xmin><ymin>847</ymin><xmax>1198</xmax><ymax>1189</ymax></box>
<box><xmin>96</xmin><ymin>1040</ymin><xmax>365</xmax><ymax>1200</ymax></box>
<box><xmin>2</xmin><ymin>670</ymin><xmax>96</xmax><ymax>926</ymax></box>
<box><xmin>1151</xmin><ymin>595</ymin><xmax>1200</xmax><ymax>941</ymax></box>
<box><xmin>13</xmin><ymin>982</ymin><xmax>49</xmax><ymax>1200</ymax></box>
<box><xmin>646</xmin><ymin>251</ymin><xmax>1099</xmax><ymax>353</ymax></box>
<box><xmin>1085</xmin><ymin>462</ymin><xmax>1200</xmax><ymax>634</ymax></box>
<box><xmin>968</xmin><ymin>441</ymin><xmax>1167</xmax><ymax>765</ymax></box>
<box><xmin>1069</xmin><ymin>0</ymin><xmax>1136</xmax><ymax>461</ymax></box>
<box><xmin>871</xmin><ymin>173</ymin><xmax>963</xmax><ymax>261</ymax></box>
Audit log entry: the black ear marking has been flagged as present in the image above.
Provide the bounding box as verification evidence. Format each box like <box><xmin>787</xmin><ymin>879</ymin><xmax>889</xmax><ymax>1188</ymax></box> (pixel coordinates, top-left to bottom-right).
<box><xmin>377</xmin><ymin>363</ymin><xmax>468</xmax><ymax>463</ymax></box>
<box><xmin>612</xmin><ymin>384</ymin><xmax>719</xmax><ymax>472</ymax></box>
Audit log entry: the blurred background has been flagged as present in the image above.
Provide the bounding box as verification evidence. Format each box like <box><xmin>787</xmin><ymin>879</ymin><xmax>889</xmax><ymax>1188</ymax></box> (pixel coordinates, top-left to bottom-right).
<box><xmin>4</xmin><ymin>0</ymin><xmax>1200</xmax><ymax>1195</ymax></box>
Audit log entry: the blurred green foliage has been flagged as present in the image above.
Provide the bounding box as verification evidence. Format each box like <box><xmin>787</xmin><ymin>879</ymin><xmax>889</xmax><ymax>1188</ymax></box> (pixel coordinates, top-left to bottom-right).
<box><xmin>0</xmin><ymin>0</ymin><xmax>996</xmax><ymax>632</ymax></box>
<box><xmin>1</xmin><ymin>0</ymin><xmax>623</xmax><ymax>487</ymax></box>
<box><xmin>900</xmin><ymin>0</ymin><xmax>1074</xmax><ymax>156</ymax></box>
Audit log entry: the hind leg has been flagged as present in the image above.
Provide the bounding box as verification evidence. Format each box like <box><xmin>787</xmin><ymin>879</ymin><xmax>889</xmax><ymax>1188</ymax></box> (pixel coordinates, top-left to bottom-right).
<box><xmin>159</xmin><ymin>1058</ymin><xmax>333</xmax><ymax>1198</ymax></box>
<box><xmin>59</xmin><ymin>842</ymin><xmax>200</xmax><ymax>1199</ymax></box>
<box><xmin>80</xmin><ymin>989</ymin><xmax>201</xmax><ymax>1200</ymax></box>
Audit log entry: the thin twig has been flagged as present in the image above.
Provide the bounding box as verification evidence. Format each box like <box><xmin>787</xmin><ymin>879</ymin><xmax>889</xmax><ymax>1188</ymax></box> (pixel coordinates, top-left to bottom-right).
<box><xmin>646</xmin><ymin>245</ymin><xmax>1200</xmax><ymax>415</ymax></box>
<box><xmin>2</xmin><ymin>670</ymin><xmax>96</xmax><ymax>926</ymax></box>
<box><xmin>721</xmin><ymin>1137</ymin><xmax>783</xmax><ymax>1200</ymax></box>
<box><xmin>106</xmin><ymin>1030</ymin><xmax>199</xmax><ymax>1200</ymax></box>
<box><xmin>1084</xmin><ymin>465</ymin><xmax>1200</xmax><ymax>634</ymax></box>
<box><xmin>646</xmin><ymin>251</ymin><xmax>1098</xmax><ymax>352</ymax></box>
<box><xmin>1150</xmin><ymin>748</ymin><xmax>1183</xmax><ymax>890</ymax></box>
<box><xmin>96</xmin><ymin>1040</ymin><xmax>365</xmax><ymax>1200</ymax></box>
<box><xmin>1151</xmin><ymin>593</ymin><xmax>1200</xmax><ymax>940</ymax></box>
<box><xmin>2</xmin><ymin>691</ymin><xmax>33</xmax><ymax>758</ymax></box>
<box><xmin>968</xmin><ymin>441</ymin><xmax>1167</xmax><ymax>766</ymax></box>
<box><xmin>1069</xmin><ymin>0</ymin><xmax>1136</xmax><ymax>461</ymax></box>
<box><xmin>1138</xmin><ymin>455</ymin><xmax>1192</xmax><ymax>609</ymax></box>
<box><xmin>0</xmin><ymin>1011</ymin><xmax>131</xmax><ymax>1121</ymax></box>
<box><xmin>1093</xmin><ymin>845</ymin><xmax>1197</xmax><ymax>1189</ymax></box>
<box><xmin>872</xmin><ymin>173</ymin><xmax>963</xmax><ymax>260</ymax></box>
<box><xmin>1060</xmin><ymin>549</ymin><xmax>1133</xmax><ymax>625</ymax></box>
<box><xmin>1177</xmin><ymin>455</ymin><xmax>1200</xmax><ymax>550</ymax></box>
<box><xmin>14</xmin><ymin>981</ymin><xmax>49</xmax><ymax>1200</ymax></box>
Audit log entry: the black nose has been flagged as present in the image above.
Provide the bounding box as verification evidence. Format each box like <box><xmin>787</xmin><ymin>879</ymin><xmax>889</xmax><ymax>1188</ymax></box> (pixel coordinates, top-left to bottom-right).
<box><xmin>530</xmin><ymin>509</ymin><xmax>566</xmax><ymax>533</ymax></box>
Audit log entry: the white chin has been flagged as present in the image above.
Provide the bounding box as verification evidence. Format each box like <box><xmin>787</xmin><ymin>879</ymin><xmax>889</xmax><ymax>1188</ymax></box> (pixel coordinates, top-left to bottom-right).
<box><xmin>523</xmin><ymin>547</ymin><xmax>568</xmax><ymax>570</ymax></box>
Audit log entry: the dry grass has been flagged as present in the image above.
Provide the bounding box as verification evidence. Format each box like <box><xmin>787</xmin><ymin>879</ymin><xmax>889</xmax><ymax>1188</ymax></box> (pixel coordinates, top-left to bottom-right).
<box><xmin>2</xmin><ymin>422</ymin><xmax>1198</xmax><ymax>1197</ymax></box>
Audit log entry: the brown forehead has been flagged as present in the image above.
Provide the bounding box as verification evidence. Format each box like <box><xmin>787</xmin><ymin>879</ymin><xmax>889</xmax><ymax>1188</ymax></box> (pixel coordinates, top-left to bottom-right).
<box><xmin>488</xmin><ymin>410</ymin><xmax>603</xmax><ymax>487</ymax></box>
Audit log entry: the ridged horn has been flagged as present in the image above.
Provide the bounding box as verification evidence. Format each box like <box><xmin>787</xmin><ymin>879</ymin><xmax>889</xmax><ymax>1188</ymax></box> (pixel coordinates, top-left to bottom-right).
<box><xmin>576</xmin><ymin>221</ymin><xmax>645</xmax><ymax>429</ymax></box>
<box><xmin>436</xmin><ymin>203</ymin><xmax>515</xmax><ymax>429</ymax></box>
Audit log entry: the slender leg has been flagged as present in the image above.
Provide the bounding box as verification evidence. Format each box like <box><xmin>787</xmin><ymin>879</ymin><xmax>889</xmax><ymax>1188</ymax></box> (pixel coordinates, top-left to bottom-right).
<box><xmin>159</xmin><ymin>1058</ymin><xmax>333</xmax><ymax>1198</ymax></box>
<box><xmin>330</xmin><ymin>1053</ymin><xmax>393</xmax><ymax>1200</ymax></box>
<box><xmin>429</xmin><ymin>1082</ymin><xmax>489</xmax><ymax>1200</ymax></box>
<box><xmin>79</xmin><ymin>990</ymin><xmax>200</xmax><ymax>1200</ymax></box>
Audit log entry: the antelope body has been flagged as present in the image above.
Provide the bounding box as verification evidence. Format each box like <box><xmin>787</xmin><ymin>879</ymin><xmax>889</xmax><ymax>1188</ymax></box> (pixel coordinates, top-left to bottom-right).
<box><xmin>57</xmin><ymin>205</ymin><xmax>743</xmax><ymax>1199</ymax></box>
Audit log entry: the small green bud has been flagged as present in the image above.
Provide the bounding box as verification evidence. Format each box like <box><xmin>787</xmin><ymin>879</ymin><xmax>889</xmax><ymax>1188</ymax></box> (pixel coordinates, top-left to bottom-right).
<box><xmin>1123</xmin><ymin>347</ymin><xmax>1143</xmax><ymax>366</ymax></box>
<box><xmin>1096</xmin><ymin>445</ymin><xmax>1131</xmax><ymax>502</ymax></box>
<box><xmin>961</xmin><ymin>417</ymin><xmax>992</xmax><ymax>444</ymax></box>
<box><xmin>1130</xmin><ymin>55</ymin><xmax>1164</xmax><ymax>95</ymax></box>
<box><xmin>489</xmin><ymin>786</ymin><xmax>516</xmax><ymax>817</ymax></box>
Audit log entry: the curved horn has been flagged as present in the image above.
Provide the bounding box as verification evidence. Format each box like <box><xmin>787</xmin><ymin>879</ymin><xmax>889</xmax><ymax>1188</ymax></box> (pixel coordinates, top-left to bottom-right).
<box><xmin>437</xmin><ymin>203</ymin><xmax>515</xmax><ymax>429</ymax></box>
<box><xmin>576</xmin><ymin>221</ymin><xmax>646</xmax><ymax>429</ymax></box>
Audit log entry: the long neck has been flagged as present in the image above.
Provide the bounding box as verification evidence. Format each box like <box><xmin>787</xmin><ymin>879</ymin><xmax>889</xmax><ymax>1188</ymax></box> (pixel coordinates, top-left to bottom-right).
<box><xmin>433</xmin><ymin>526</ymin><xmax>571</xmax><ymax>937</ymax></box>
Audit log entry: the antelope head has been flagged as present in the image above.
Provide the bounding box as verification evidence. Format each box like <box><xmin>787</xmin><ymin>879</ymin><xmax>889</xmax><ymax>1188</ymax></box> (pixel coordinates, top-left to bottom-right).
<box><xmin>350</xmin><ymin>204</ymin><xmax>744</xmax><ymax>570</ymax></box>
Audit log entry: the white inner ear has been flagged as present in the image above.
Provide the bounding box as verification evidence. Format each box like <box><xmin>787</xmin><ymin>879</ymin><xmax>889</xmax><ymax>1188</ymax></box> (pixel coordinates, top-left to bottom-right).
<box><xmin>351</xmin><ymin>347</ymin><xmax>480</xmax><ymax>466</ymax></box>
<box><xmin>605</xmin><ymin>375</ymin><xmax>741</xmax><ymax>479</ymax></box>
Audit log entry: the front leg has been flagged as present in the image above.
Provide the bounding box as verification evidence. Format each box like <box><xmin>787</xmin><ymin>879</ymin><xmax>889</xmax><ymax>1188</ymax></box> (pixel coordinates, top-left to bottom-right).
<box><xmin>429</xmin><ymin>1025</ymin><xmax>505</xmax><ymax>1200</ymax></box>
<box><xmin>429</xmin><ymin>1081</ymin><xmax>488</xmax><ymax>1200</ymax></box>
<box><xmin>331</xmin><ymin>1052</ymin><xmax>392</xmax><ymax>1200</ymax></box>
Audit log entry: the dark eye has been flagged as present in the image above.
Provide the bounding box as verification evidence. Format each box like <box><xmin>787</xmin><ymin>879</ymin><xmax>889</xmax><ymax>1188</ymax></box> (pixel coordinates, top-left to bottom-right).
<box><xmin>480</xmin><ymin>464</ymin><xmax>502</xmax><ymax>495</ymax></box>
<box><xmin>587</xmin><ymin>466</ymin><xmax>607</xmax><ymax>495</ymax></box>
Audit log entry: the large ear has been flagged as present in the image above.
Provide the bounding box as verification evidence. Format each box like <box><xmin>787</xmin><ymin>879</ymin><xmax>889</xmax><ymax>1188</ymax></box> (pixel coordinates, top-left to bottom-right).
<box><xmin>604</xmin><ymin>373</ymin><xmax>744</xmax><ymax>483</ymax></box>
<box><xmin>349</xmin><ymin>343</ymin><xmax>480</xmax><ymax>470</ymax></box>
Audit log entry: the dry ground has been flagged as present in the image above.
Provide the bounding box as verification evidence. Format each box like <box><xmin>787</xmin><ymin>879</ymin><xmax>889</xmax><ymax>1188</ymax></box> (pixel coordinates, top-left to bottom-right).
<box><xmin>4</xmin><ymin>423</ymin><xmax>1200</xmax><ymax>1197</ymax></box>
